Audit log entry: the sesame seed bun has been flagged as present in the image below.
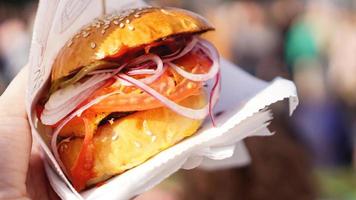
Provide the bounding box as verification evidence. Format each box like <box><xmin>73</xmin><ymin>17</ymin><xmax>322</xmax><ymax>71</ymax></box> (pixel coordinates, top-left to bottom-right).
<box><xmin>51</xmin><ymin>7</ymin><xmax>214</xmax><ymax>82</ymax></box>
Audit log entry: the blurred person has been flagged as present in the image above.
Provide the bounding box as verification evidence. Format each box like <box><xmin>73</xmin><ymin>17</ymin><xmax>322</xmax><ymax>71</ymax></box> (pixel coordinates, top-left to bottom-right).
<box><xmin>286</xmin><ymin>1</ymin><xmax>352</xmax><ymax>166</ymax></box>
<box><xmin>0</xmin><ymin>0</ymin><xmax>36</xmax><ymax>85</ymax></box>
<box><xmin>328</xmin><ymin>12</ymin><xmax>356</xmax><ymax>107</ymax></box>
<box><xmin>205</xmin><ymin>1</ymin><xmax>279</xmax><ymax>77</ymax></box>
<box><xmin>328</xmin><ymin>10</ymin><xmax>356</xmax><ymax>167</ymax></box>
<box><xmin>0</xmin><ymin>18</ymin><xmax>31</xmax><ymax>81</ymax></box>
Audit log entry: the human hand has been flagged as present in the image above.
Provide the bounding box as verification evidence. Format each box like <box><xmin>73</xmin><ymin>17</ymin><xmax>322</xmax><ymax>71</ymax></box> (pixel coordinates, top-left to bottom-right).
<box><xmin>0</xmin><ymin>66</ymin><xmax>58</xmax><ymax>200</ymax></box>
<box><xmin>0</xmin><ymin>66</ymin><xmax>178</xmax><ymax>200</ymax></box>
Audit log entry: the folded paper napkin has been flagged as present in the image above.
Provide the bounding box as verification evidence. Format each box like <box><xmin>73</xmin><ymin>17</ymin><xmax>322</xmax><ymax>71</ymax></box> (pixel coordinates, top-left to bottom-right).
<box><xmin>25</xmin><ymin>0</ymin><xmax>299</xmax><ymax>199</ymax></box>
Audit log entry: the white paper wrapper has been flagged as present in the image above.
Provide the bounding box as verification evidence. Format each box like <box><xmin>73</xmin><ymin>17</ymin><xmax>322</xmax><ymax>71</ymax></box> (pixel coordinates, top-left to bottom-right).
<box><xmin>25</xmin><ymin>0</ymin><xmax>299</xmax><ymax>199</ymax></box>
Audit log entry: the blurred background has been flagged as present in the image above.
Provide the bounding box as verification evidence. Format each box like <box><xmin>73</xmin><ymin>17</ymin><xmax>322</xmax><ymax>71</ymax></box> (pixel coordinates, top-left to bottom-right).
<box><xmin>2</xmin><ymin>0</ymin><xmax>356</xmax><ymax>199</ymax></box>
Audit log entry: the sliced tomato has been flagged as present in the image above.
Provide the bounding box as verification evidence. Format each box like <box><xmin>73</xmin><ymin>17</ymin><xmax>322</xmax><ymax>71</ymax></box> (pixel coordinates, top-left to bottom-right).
<box><xmin>70</xmin><ymin>117</ymin><xmax>95</xmax><ymax>191</ymax></box>
<box><xmin>87</xmin><ymin>51</ymin><xmax>212</xmax><ymax>113</ymax></box>
<box><xmin>59</xmin><ymin>110</ymin><xmax>108</xmax><ymax>137</ymax></box>
<box><xmin>36</xmin><ymin>104</ymin><xmax>44</xmax><ymax>119</ymax></box>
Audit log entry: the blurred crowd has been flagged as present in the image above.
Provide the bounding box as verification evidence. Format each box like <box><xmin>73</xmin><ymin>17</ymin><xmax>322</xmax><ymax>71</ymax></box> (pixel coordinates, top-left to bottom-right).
<box><xmin>2</xmin><ymin>0</ymin><xmax>356</xmax><ymax>199</ymax></box>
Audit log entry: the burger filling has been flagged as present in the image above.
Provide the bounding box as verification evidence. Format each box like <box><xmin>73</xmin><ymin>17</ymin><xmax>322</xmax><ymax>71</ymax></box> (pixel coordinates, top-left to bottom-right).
<box><xmin>37</xmin><ymin>35</ymin><xmax>221</xmax><ymax>190</ymax></box>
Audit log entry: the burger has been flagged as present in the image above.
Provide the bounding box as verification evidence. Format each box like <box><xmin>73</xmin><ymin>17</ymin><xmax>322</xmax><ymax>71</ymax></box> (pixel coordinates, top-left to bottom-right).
<box><xmin>37</xmin><ymin>6</ymin><xmax>221</xmax><ymax>191</ymax></box>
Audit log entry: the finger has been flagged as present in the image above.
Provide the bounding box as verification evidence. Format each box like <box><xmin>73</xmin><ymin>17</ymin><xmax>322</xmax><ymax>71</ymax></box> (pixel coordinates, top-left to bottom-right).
<box><xmin>0</xmin><ymin>66</ymin><xmax>28</xmax><ymax>118</ymax></box>
<box><xmin>27</xmin><ymin>153</ymin><xmax>60</xmax><ymax>200</ymax></box>
<box><xmin>0</xmin><ymin>66</ymin><xmax>31</xmax><ymax>197</ymax></box>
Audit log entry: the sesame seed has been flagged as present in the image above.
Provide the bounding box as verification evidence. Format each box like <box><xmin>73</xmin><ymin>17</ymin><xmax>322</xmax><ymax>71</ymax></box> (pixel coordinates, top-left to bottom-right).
<box><xmin>67</xmin><ymin>40</ymin><xmax>73</xmax><ymax>47</ymax></box>
<box><xmin>101</xmin><ymin>29</ymin><xmax>106</xmax><ymax>34</ymax></box>
<box><xmin>143</xmin><ymin>120</ymin><xmax>152</xmax><ymax>135</ymax></box>
<box><xmin>83</xmin><ymin>32</ymin><xmax>90</xmax><ymax>38</ymax></box>
<box><xmin>103</xmin><ymin>24</ymin><xmax>110</xmax><ymax>29</ymax></box>
<box><xmin>151</xmin><ymin>136</ymin><xmax>157</xmax><ymax>142</ymax></box>
<box><xmin>161</xmin><ymin>9</ymin><xmax>170</xmax><ymax>15</ymax></box>
<box><xmin>112</xmin><ymin>133</ymin><xmax>119</xmax><ymax>141</ymax></box>
<box><xmin>134</xmin><ymin>14</ymin><xmax>140</xmax><ymax>18</ymax></box>
<box><xmin>75</xmin><ymin>35</ymin><xmax>80</xmax><ymax>38</ymax></box>
<box><xmin>90</xmin><ymin>42</ymin><xmax>96</xmax><ymax>49</ymax></box>
<box><xmin>113</xmin><ymin>20</ymin><xmax>119</xmax><ymax>25</ymax></box>
<box><xmin>134</xmin><ymin>141</ymin><xmax>141</xmax><ymax>148</ymax></box>
<box><xmin>119</xmin><ymin>23</ymin><xmax>125</xmax><ymax>28</ymax></box>
<box><xmin>187</xmin><ymin>82</ymin><xmax>194</xmax><ymax>89</ymax></box>
<box><xmin>126</xmin><ymin>19</ymin><xmax>130</xmax><ymax>24</ymax></box>
<box><xmin>109</xmin><ymin>118</ymin><xmax>114</xmax><ymax>125</ymax></box>
<box><xmin>166</xmin><ymin>88</ymin><xmax>173</xmax><ymax>95</ymax></box>
<box><xmin>96</xmin><ymin>51</ymin><xmax>106</xmax><ymax>59</ymax></box>
<box><xmin>128</xmin><ymin>25</ymin><xmax>135</xmax><ymax>31</ymax></box>
<box><xmin>109</xmin><ymin>45</ymin><xmax>118</xmax><ymax>53</ymax></box>
<box><xmin>146</xmin><ymin>130</ymin><xmax>153</xmax><ymax>136</ymax></box>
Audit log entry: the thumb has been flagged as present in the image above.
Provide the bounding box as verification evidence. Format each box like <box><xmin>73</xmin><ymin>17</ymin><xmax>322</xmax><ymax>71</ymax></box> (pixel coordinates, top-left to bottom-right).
<box><xmin>0</xmin><ymin>66</ymin><xmax>28</xmax><ymax>118</ymax></box>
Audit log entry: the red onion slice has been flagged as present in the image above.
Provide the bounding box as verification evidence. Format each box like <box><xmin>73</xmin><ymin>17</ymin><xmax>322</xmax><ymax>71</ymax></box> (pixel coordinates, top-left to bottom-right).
<box><xmin>42</xmin><ymin>64</ymin><xmax>129</xmax><ymax>125</ymax></box>
<box><xmin>132</xmin><ymin>54</ymin><xmax>164</xmax><ymax>84</ymax></box>
<box><xmin>41</xmin><ymin>73</ymin><xmax>112</xmax><ymax>125</ymax></box>
<box><xmin>41</xmin><ymin>84</ymin><xmax>102</xmax><ymax>125</ymax></box>
<box><xmin>162</xmin><ymin>47</ymin><xmax>182</xmax><ymax>59</ymax></box>
<box><xmin>45</xmin><ymin>73</ymin><xmax>111</xmax><ymax>110</ymax></box>
<box><xmin>167</xmin><ymin>40</ymin><xmax>219</xmax><ymax>82</ymax></box>
<box><xmin>164</xmin><ymin>37</ymin><xmax>198</xmax><ymax>62</ymax></box>
<box><xmin>120</xmin><ymin>54</ymin><xmax>165</xmax><ymax>86</ymax></box>
<box><xmin>117</xmin><ymin>73</ymin><xmax>210</xmax><ymax>120</ymax></box>
<box><xmin>127</xmin><ymin>69</ymin><xmax>156</xmax><ymax>75</ymax></box>
<box><xmin>88</xmin><ymin>69</ymin><xmax>116</xmax><ymax>75</ymax></box>
<box><xmin>209</xmin><ymin>71</ymin><xmax>221</xmax><ymax>127</ymax></box>
<box><xmin>87</xmin><ymin>63</ymin><xmax>126</xmax><ymax>75</ymax></box>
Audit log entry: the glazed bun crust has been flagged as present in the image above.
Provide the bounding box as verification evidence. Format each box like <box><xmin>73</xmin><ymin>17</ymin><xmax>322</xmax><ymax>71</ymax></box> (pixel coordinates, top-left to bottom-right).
<box><xmin>51</xmin><ymin>7</ymin><xmax>214</xmax><ymax>82</ymax></box>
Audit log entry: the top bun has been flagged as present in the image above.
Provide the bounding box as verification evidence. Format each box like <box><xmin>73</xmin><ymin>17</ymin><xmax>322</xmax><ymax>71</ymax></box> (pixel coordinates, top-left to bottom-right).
<box><xmin>51</xmin><ymin>6</ymin><xmax>214</xmax><ymax>82</ymax></box>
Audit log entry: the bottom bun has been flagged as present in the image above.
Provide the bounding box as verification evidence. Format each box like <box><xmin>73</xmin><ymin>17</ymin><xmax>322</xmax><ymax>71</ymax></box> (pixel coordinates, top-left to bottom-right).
<box><xmin>59</xmin><ymin>92</ymin><xmax>206</xmax><ymax>187</ymax></box>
